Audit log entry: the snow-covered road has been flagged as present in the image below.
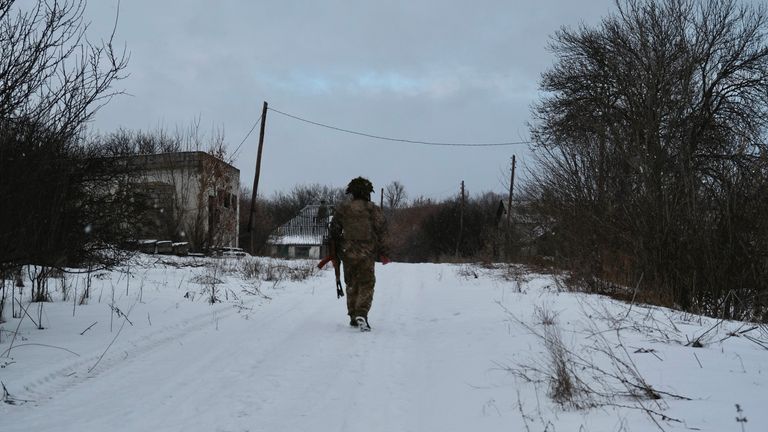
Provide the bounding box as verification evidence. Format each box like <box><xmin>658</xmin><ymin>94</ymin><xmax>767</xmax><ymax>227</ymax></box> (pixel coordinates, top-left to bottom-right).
<box><xmin>2</xmin><ymin>263</ymin><xmax>522</xmax><ymax>432</ymax></box>
<box><xmin>3</xmin><ymin>259</ymin><xmax>767</xmax><ymax>432</ymax></box>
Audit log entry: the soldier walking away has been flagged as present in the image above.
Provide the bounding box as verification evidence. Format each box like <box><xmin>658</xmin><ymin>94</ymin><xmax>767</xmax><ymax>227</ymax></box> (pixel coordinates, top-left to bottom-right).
<box><xmin>330</xmin><ymin>177</ymin><xmax>389</xmax><ymax>332</ymax></box>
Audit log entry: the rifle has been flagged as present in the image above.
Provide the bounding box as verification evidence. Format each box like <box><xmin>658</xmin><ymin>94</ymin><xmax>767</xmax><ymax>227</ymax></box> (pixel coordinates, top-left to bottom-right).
<box><xmin>317</xmin><ymin>239</ymin><xmax>344</xmax><ymax>298</ymax></box>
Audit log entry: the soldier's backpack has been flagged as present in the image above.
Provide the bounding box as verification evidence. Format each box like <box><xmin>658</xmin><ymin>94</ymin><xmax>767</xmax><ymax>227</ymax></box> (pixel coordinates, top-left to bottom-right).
<box><xmin>343</xmin><ymin>201</ymin><xmax>375</xmax><ymax>242</ymax></box>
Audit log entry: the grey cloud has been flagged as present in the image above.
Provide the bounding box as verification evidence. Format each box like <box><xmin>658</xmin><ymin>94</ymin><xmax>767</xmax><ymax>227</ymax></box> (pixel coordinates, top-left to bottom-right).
<box><xmin>84</xmin><ymin>0</ymin><xmax>617</xmax><ymax>198</ymax></box>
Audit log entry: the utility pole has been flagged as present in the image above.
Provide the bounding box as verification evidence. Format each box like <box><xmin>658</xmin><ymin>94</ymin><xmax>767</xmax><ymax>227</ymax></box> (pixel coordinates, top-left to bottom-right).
<box><xmin>456</xmin><ymin>180</ymin><xmax>465</xmax><ymax>259</ymax></box>
<box><xmin>506</xmin><ymin>155</ymin><xmax>516</xmax><ymax>229</ymax></box>
<box><xmin>506</xmin><ymin>155</ymin><xmax>517</xmax><ymax>261</ymax></box>
<box><xmin>248</xmin><ymin>101</ymin><xmax>268</xmax><ymax>253</ymax></box>
<box><xmin>380</xmin><ymin>187</ymin><xmax>384</xmax><ymax>208</ymax></box>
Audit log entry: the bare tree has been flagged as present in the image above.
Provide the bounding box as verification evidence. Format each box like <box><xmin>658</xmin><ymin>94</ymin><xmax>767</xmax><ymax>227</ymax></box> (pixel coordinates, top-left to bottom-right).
<box><xmin>0</xmin><ymin>0</ymin><xmax>129</xmax><ymax>272</ymax></box>
<box><xmin>384</xmin><ymin>181</ymin><xmax>408</xmax><ymax>210</ymax></box>
<box><xmin>0</xmin><ymin>0</ymin><xmax>128</xmax><ymax>135</ymax></box>
<box><xmin>529</xmin><ymin>0</ymin><xmax>768</xmax><ymax>320</ymax></box>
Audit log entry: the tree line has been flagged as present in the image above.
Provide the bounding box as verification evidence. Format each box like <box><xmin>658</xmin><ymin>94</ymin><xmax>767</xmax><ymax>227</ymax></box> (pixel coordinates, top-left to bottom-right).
<box><xmin>240</xmin><ymin>182</ymin><xmax>523</xmax><ymax>263</ymax></box>
<box><xmin>1</xmin><ymin>0</ymin><xmax>130</xmax><ymax>275</ymax></box>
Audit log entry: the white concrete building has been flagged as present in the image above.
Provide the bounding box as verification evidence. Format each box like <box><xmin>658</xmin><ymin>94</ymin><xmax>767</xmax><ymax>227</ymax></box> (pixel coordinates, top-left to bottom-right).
<box><xmin>127</xmin><ymin>151</ymin><xmax>240</xmax><ymax>251</ymax></box>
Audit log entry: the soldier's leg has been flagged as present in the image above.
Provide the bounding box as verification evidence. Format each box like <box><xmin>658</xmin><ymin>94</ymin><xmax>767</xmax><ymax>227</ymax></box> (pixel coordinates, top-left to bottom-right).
<box><xmin>354</xmin><ymin>259</ymin><xmax>376</xmax><ymax>319</ymax></box>
<box><xmin>342</xmin><ymin>259</ymin><xmax>358</xmax><ymax>318</ymax></box>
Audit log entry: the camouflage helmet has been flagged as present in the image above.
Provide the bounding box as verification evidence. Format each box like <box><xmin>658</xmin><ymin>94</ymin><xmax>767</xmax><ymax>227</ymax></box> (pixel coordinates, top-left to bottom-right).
<box><xmin>346</xmin><ymin>176</ymin><xmax>374</xmax><ymax>197</ymax></box>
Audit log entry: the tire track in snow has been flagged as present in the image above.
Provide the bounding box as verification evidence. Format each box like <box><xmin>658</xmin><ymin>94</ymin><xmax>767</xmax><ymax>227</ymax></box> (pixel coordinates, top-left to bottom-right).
<box><xmin>9</xmin><ymin>297</ymin><xmax>259</xmax><ymax>406</ymax></box>
<box><xmin>2</xmin><ymin>281</ymin><xmax>332</xmax><ymax>432</ymax></box>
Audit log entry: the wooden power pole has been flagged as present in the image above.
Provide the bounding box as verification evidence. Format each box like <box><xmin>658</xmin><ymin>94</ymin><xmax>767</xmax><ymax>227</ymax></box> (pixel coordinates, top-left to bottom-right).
<box><xmin>248</xmin><ymin>101</ymin><xmax>269</xmax><ymax>253</ymax></box>
<box><xmin>506</xmin><ymin>155</ymin><xmax>516</xmax><ymax>229</ymax></box>
<box><xmin>380</xmin><ymin>187</ymin><xmax>384</xmax><ymax>208</ymax></box>
<box><xmin>456</xmin><ymin>180</ymin><xmax>465</xmax><ymax>258</ymax></box>
<box><xmin>505</xmin><ymin>155</ymin><xmax>517</xmax><ymax>261</ymax></box>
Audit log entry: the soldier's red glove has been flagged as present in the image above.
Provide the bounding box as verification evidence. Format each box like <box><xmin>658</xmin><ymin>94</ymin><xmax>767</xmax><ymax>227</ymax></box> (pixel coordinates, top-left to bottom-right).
<box><xmin>379</xmin><ymin>255</ymin><xmax>391</xmax><ymax>265</ymax></box>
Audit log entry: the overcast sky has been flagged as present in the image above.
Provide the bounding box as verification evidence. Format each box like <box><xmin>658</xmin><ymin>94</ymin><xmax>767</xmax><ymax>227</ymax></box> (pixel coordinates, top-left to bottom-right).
<box><xmin>84</xmin><ymin>0</ymin><xmax>616</xmax><ymax>201</ymax></box>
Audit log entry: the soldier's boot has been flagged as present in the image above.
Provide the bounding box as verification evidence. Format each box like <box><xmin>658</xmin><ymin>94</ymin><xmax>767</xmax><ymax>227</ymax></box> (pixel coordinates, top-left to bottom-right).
<box><xmin>355</xmin><ymin>316</ymin><xmax>371</xmax><ymax>332</ymax></box>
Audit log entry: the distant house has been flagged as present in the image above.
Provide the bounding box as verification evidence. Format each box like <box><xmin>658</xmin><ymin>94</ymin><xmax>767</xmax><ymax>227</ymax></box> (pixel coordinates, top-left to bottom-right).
<box><xmin>124</xmin><ymin>151</ymin><xmax>240</xmax><ymax>252</ymax></box>
<box><xmin>269</xmin><ymin>203</ymin><xmax>334</xmax><ymax>259</ymax></box>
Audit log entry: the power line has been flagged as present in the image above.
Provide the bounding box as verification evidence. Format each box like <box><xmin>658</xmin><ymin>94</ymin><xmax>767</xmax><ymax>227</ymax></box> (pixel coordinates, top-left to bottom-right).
<box><xmin>232</xmin><ymin>114</ymin><xmax>263</xmax><ymax>157</ymax></box>
<box><xmin>268</xmin><ymin>107</ymin><xmax>531</xmax><ymax>147</ymax></box>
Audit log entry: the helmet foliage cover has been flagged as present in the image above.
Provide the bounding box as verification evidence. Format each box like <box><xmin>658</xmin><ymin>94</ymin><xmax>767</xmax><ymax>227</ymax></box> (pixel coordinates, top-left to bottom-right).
<box><xmin>346</xmin><ymin>177</ymin><xmax>374</xmax><ymax>198</ymax></box>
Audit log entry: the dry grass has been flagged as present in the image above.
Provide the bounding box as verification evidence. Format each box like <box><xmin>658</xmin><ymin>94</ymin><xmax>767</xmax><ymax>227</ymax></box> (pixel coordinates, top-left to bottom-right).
<box><xmin>542</xmin><ymin>323</ymin><xmax>582</xmax><ymax>406</ymax></box>
<box><xmin>498</xmin><ymin>300</ymin><xmax>686</xmax><ymax>429</ymax></box>
<box><xmin>534</xmin><ymin>304</ymin><xmax>559</xmax><ymax>326</ymax></box>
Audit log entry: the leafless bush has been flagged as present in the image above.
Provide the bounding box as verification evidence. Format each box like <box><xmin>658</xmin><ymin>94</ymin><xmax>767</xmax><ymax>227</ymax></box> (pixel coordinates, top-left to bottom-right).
<box><xmin>190</xmin><ymin>263</ymin><xmax>225</xmax><ymax>304</ymax></box>
<box><xmin>528</xmin><ymin>0</ymin><xmax>768</xmax><ymax>321</ymax></box>
<box><xmin>500</xmin><ymin>264</ymin><xmax>527</xmax><ymax>282</ymax></box>
<box><xmin>534</xmin><ymin>305</ymin><xmax>559</xmax><ymax>326</ymax></box>
<box><xmin>206</xmin><ymin>272</ymin><xmax>221</xmax><ymax>305</ymax></box>
<box><xmin>542</xmin><ymin>324</ymin><xmax>583</xmax><ymax>406</ymax></box>
<box><xmin>259</xmin><ymin>261</ymin><xmax>317</xmax><ymax>283</ymax></box>
<box><xmin>1</xmin><ymin>1</ymin><xmax>131</xmax><ymax>272</ymax></box>
<box><xmin>240</xmin><ymin>279</ymin><xmax>271</xmax><ymax>301</ymax></box>
<box><xmin>209</xmin><ymin>258</ymin><xmax>245</xmax><ymax>275</ymax></box>
<box><xmin>240</xmin><ymin>259</ymin><xmax>263</xmax><ymax>280</ymax></box>
<box><xmin>580</xmin><ymin>298</ymin><xmax>681</xmax><ymax>345</ymax></box>
<box><xmin>500</xmin><ymin>301</ymin><xmax>685</xmax><ymax>428</ymax></box>
<box><xmin>78</xmin><ymin>278</ymin><xmax>91</xmax><ymax>306</ymax></box>
<box><xmin>27</xmin><ymin>266</ymin><xmax>52</xmax><ymax>302</ymax></box>
<box><xmin>0</xmin><ymin>273</ymin><xmax>7</xmax><ymax>323</ymax></box>
<box><xmin>59</xmin><ymin>276</ymin><xmax>71</xmax><ymax>302</ymax></box>
<box><xmin>500</xmin><ymin>303</ymin><xmax>591</xmax><ymax>409</ymax></box>
<box><xmin>190</xmin><ymin>258</ymin><xmax>321</xmax><ymax>302</ymax></box>
<box><xmin>287</xmin><ymin>262</ymin><xmax>317</xmax><ymax>281</ymax></box>
<box><xmin>190</xmin><ymin>273</ymin><xmax>224</xmax><ymax>286</ymax></box>
<box><xmin>456</xmin><ymin>264</ymin><xmax>479</xmax><ymax>279</ymax></box>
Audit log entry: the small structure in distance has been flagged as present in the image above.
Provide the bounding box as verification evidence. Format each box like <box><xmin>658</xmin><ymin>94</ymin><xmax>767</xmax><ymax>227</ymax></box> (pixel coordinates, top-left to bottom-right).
<box><xmin>269</xmin><ymin>202</ymin><xmax>333</xmax><ymax>259</ymax></box>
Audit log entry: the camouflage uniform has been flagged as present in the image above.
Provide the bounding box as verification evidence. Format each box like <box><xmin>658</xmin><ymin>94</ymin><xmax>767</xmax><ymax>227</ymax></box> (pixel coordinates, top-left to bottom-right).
<box><xmin>330</xmin><ymin>198</ymin><xmax>387</xmax><ymax>322</ymax></box>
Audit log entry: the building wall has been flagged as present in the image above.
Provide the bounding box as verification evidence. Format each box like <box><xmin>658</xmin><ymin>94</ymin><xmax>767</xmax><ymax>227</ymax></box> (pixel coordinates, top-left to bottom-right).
<box><xmin>270</xmin><ymin>245</ymin><xmax>322</xmax><ymax>260</ymax></box>
<box><xmin>129</xmin><ymin>152</ymin><xmax>239</xmax><ymax>250</ymax></box>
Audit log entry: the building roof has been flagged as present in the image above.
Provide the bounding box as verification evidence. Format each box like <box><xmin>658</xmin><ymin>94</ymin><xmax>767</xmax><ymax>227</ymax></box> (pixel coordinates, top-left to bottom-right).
<box><xmin>123</xmin><ymin>151</ymin><xmax>239</xmax><ymax>175</ymax></box>
<box><xmin>268</xmin><ymin>203</ymin><xmax>334</xmax><ymax>246</ymax></box>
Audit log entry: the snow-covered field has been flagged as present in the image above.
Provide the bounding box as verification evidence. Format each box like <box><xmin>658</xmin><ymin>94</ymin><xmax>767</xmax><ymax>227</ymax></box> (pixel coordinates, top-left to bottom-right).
<box><xmin>1</xmin><ymin>256</ymin><xmax>766</xmax><ymax>432</ymax></box>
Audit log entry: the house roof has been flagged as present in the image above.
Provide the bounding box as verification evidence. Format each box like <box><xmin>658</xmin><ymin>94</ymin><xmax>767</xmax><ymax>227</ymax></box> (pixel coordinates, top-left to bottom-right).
<box><xmin>122</xmin><ymin>151</ymin><xmax>240</xmax><ymax>175</ymax></box>
<box><xmin>268</xmin><ymin>203</ymin><xmax>334</xmax><ymax>246</ymax></box>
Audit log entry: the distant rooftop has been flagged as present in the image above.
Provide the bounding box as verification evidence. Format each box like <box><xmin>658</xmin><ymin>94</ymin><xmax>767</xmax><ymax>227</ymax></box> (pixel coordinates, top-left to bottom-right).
<box><xmin>269</xmin><ymin>203</ymin><xmax>335</xmax><ymax>246</ymax></box>
<box><xmin>123</xmin><ymin>151</ymin><xmax>239</xmax><ymax>174</ymax></box>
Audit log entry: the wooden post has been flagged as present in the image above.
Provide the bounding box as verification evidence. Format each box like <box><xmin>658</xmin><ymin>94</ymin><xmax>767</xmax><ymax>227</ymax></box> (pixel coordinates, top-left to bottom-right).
<box><xmin>506</xmin><ymin>155</ymin><xmax>517</xmax><ymax>261</ymax></box>
<box><xmin>248</xmin><ymin>101</ymin><xmax>268</xmax><ymax>253</ymax></box>
<box><xmin>507</xmin><ymin>155</ymin><xmax>516</xmax><ymax>229</ymax></box>
<box><xmin>456</xmin><ymin>180</ymin><xmax>465</xmax><ymax>258</ymax></box>
<box><xmin>380</xmin><ymin>187</ymin><xmax>384</xmax><ymax>208</ymax></box>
